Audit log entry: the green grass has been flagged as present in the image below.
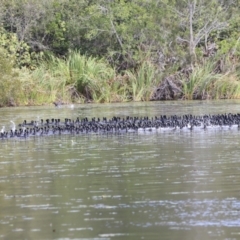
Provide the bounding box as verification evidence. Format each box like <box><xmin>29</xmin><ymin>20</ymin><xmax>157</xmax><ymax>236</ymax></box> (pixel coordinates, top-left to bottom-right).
<box><xmin>181</xmin><ymin>56</ymin><xmax>240</xmax><ymax>100</ymax></box>
<box><xmin>18</xmin><ymin>51</ymin><xmax>131</xmax><ymax>104</ymax></box>
<box><xmin>126</xmin><ymin>61</ymin><xmax>157</xmax><ymax>101</ymax></box>
<box><xmin>214</xmin><ymin>74</ymin><xmax>240</xmax><ymax>99</ymax></box>
<box><xmin>1</xmin><ymin>48</ymin><xmax>240</xmax><ymax>107</ymax></box>
<box><xmin>182</xmin><ymin>61</ymin><xmax>222</xmax><ymax>100</ymax></box>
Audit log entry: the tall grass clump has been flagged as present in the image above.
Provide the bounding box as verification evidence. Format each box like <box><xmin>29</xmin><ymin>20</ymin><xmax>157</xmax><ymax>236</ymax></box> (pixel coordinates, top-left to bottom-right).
<box><xmin>181</xmin><ymin>61</ymin><xmax>221</xmax><ymax>100</ymax></box>
<box><xmin>42</xmin><ymin>55</ymin><xmax>77</xmax><ymax>102</ymax></box>
<box><xmin>126</xmin><ymin>61</ymin><xmax>157</xmax><ymax>101</ymax></box>
<box><xmin>18</xmin><ymin>55</ymin><xmax>74</xmax><ymax>105</ymax></box>
<box><xmin>214</xmin><ymin>73</ymin><xmax>240</xmax><ymax>99</ymax></box>
<box><xmin>212</xmin><ymin>55</ymin><xmax>240</xmax><ymax>99</ymax></box>
<box><xmin>181</xmin><ymin>54</ymin><xmax>240</xmax><ymax>100</ymax></box>
<box><xmin>66</xmin><ymin>51</ymin><xmax>129</xmax><ymax>102</ymax></box>
<box><xmin>18</xmin><ymin>51</ymin><xmax>131</xmax><ymax>105</ymax></box>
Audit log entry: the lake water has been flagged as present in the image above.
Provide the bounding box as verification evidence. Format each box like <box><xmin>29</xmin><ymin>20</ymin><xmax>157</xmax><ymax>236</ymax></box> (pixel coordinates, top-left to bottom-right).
<box><xmin>1</xmin><ymin>100</ymin><xmax>240</xmax><ymax>240</ymax></box>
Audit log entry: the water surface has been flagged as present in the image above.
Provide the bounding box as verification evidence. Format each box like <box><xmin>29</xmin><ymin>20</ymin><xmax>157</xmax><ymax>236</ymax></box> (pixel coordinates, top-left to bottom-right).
<box><xmin>1</xmin><ymin>100</ymin><xmax>240</xmax><ymax>240</ymax></box>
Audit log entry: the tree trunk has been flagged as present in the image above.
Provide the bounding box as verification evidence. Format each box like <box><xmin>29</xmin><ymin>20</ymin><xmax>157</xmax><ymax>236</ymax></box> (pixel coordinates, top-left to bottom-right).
<box><xmin>188</xmin><ymin>1</ymin><xmax>196</xmax><ymax>64</ymax></box>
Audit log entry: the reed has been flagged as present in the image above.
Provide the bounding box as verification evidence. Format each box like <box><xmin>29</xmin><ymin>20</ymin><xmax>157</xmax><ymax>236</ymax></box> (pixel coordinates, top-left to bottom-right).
<box><xmin>66</xmin><ymin>50</ymin><xmax>129</xmax><ymax>102</ymax></box>
<box><xmin>79</xmin><ymin>55</ymin><xmax>114</xmax><ymax>102</ymax></box>
<box><xmin>214</xmin><ymin>73</ymin><xmax>240</xmax><ymax>99</ymax></box>
<box><xmin>127</xmin><ymin>61</ymin><xmax>157</xmax><ymax>101</ymax></box>
<box><xmin>18</xmin><ymin>61</ymin><xmax>73</xmax><ymax>105</ymax></box>
<box><xmin>182</xmin><ymin>61</ymin><xmax>221</xmax><ymax>100</ymax></box>
<box><xmin>2</xmin><ymin>47</ymin><xmax>240</xmax><ymax>107</ymax></box>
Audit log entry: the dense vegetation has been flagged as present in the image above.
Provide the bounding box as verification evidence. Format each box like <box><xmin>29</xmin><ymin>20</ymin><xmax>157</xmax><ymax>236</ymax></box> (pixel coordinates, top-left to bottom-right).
<box><xmin>0</xmin><ymin>0</ymin><xmax>240</xmax><ymax>106</ymax></box>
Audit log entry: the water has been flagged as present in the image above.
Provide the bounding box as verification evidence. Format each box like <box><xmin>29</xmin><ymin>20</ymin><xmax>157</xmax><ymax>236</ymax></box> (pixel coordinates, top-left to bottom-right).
<box><xmin>1</xmin><ymin>100</ymin><xmax>240</xmax><ymax>240</ymax></box>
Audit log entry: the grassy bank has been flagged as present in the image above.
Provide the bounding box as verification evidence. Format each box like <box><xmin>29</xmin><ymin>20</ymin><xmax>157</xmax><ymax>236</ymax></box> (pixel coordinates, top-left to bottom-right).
<box><xmin>0</xmin><ymin>0</ymin><xmax>240</xmax><ymax>107</ymax></box>
<box><xmin>0</xmin><ymin>49</ymin><xmax>240</xmax><ymax>107</ymax></box>
<box><xmin>181</xmin><ymin>58</ymin><xmax>240</xmax><ymax>100</ymax></box>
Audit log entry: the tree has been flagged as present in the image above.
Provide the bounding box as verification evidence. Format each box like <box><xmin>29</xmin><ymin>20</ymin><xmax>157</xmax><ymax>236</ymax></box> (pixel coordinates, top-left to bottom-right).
<box><xmin>162</xmin><ymin>0</ymin><xmax>230</xmax><ymax>64</ymax></box>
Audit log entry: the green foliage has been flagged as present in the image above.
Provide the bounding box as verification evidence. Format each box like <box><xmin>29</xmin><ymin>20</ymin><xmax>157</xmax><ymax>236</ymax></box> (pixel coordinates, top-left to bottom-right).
<box><xmin>1</xmin><ymin>0</ymin><xmax>238</xmax><ymax>69</ymax></box>
<box><xmin>181</xmin><ymin>61</ymin><xmax>221</xmax><ymax>100</ymax></box>
<box><xmin>45</xmin><ymin>12</ymin><xmax>69</xmax><ymax>54</ymax></box>
<box><xmin>216</xmin><ymin>15</ymin><xmax>240</xmax><ymax>56</ymax></box>
<box><xmin>214</xmin><ymin>74</ymin><xmax>240</xmax><ymax>99</ymax></box>
<box><xmin>17</xmin><ymin>59</ymin><xmax>75</xmax><ymax>105</ymax></box>
<box><xmin>126</xmin><ymin>61</ymin><xmax>157</xmax><ymax>101</ymax></box>
<box><xmin>0</xmin><ymin>27</ymin><xmax>43</xmax><ymax>69</ymax></box>
<box><xmin>0</xmin><ymin>47</ymin><xmax>20</xmax><ymax>106</ymax></box>
<box><xmin>19</xmin><ymin>51</ymin><xmax>130</xmax><ymax>104</ymax></box>
<box><xmin>181</xmin><ymin>54</ymin><xmax>240</xmax><ymax>100</ymax></box>
<box><xmin>66</xmin><ymin>51</ymin><xmax>127</xmax><ymax>102</ymax></box>
<box><xmin>0</xmin><ymin>0</ymin><xmax>239</xmax><ymax>106</ymax></box>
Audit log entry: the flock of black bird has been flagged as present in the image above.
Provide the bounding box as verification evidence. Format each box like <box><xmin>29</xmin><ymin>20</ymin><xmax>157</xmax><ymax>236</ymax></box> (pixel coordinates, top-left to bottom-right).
<box><xmin>1</xmin><ymin>113</ymin><xmax>240</xmax><ymax>139</ymax></box>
